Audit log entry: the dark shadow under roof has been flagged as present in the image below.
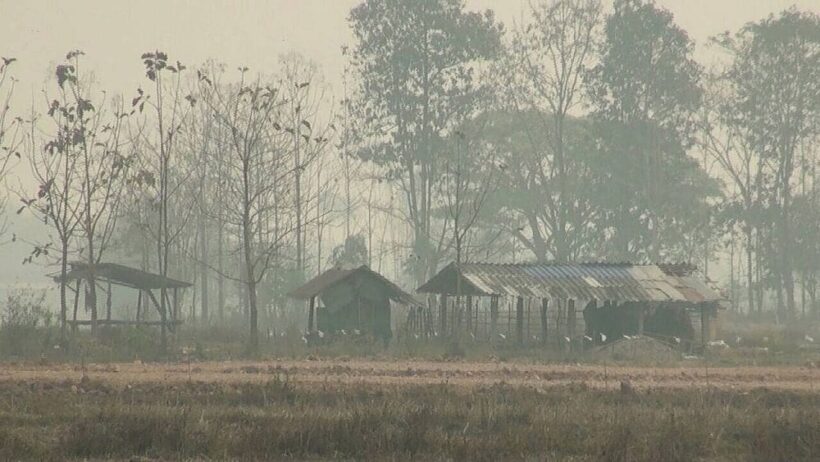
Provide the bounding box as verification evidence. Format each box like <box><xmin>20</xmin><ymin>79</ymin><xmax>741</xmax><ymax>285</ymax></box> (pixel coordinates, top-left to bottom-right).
<box><xmin>56</xmin><ymin>262</ymin><xmax>192</xmax><ymax>290</ymax></box>
<box><xmin>287</xmin><ymin>265</ymin><xmax>420</xmax><ymax>306</ymax></box>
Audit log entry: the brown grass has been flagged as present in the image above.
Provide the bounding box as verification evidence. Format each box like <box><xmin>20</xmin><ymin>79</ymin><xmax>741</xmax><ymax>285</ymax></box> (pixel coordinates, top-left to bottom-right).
<box><xmin>0</xmin><ymin>359</ymin><xmax>819</xmax><ymax>460</ymax></box>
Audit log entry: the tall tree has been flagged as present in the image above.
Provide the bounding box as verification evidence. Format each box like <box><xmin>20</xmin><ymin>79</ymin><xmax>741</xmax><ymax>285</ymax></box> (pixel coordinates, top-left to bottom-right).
<box><xmin>504</xmin><ymin>0</ymin><xmax>602</xmax><ymax>262</ymax></box>
<box><xmin>587</xmin><ymin>0</ymin><xmax>716</xmax><ymax>261</ymax></box>
<box><xmin>0</xmin><ymin>56</ymin><xmax>23</xmax><ymax>242</ymax></box>
<box><xmin>712</xmin><ymin>9</ymin><xmax>820</xmax><ymax>317</ymax></box>
<box><xmin>199</xmin><ymin>68</ymin><xmax>302</xmax><ymax>353</ymax></box>
<box><xmin>347</xmin><ymin>0</ymin><xmax>502</xmax><ymax>285</ymax></box>
<box><xmin>131</xmin><ymin>51</ymin><xmax>195</xmax><ymax>351</ymax></box>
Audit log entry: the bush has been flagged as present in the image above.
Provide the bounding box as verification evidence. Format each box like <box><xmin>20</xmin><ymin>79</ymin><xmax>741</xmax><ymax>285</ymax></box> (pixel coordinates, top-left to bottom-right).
<box><xmin>0</xmin><ymin>288</ymin><xmax>53</xmax><ymax>357</ymax></box>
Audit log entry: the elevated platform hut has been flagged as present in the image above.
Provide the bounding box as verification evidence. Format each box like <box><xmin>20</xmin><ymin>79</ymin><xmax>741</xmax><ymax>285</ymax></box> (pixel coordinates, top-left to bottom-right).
<box><xmin>56</xmin><ymin>262</ymin><xmax>191</xmax><ymax>337</ymax></box>
<box><xmin>417</xmin><ymin>262</ymin><xmax>722</xmax><ymax>350</ymax></box>
<box><xmin>287</xmin><ymin>265</ymin><xmax>420</xmax><ymax>342</ymax></box>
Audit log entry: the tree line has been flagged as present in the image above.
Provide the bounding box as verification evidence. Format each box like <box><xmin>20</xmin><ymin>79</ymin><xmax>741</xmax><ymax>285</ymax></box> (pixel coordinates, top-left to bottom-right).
<box><xmin>0</xmin><ymin>0</ymin><xmax>817</xmax><ymax>352</ymax></box>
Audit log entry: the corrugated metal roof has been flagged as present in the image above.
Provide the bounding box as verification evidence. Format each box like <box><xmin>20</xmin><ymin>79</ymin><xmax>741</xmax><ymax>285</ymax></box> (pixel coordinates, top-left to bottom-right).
<box><xmin>417</xmin><ymin>262</ymin><xmax>722</xmax><ymax>304</ymax></box>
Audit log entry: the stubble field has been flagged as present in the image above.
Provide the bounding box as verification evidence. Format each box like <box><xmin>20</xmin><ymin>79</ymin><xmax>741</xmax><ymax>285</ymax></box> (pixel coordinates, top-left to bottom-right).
<box><xmin>1</xmin><ymin>358</ymin><xmax>819</xmax><ymax>460</ymax></box>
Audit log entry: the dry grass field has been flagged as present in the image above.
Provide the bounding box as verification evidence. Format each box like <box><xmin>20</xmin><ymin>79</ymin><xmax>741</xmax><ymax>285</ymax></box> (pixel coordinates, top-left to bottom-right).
<box><xmin>1</xmin><ymin>358</ymin><xmax>819</xmax><ymax>460</ymax></box>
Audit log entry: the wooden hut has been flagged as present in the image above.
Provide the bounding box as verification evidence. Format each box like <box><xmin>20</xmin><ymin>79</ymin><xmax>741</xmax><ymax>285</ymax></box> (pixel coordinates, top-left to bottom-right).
<box><xmin>287</xmin><ymin>265</ymin><xmax>419</xmax><ymax>342</ymax></box>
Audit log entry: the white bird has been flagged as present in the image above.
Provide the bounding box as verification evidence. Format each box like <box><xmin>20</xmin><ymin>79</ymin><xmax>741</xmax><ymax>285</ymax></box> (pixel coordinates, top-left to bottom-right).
<box><xmin>317</xmin><ymin>330</ymin><xmax>325</xmax><ymax>338</ymax></box>
<box><xmin>805</xmin><ymin>334</ymin><xmax>814</xmax><ymax>343</ymax></box>
<box><xmin>301</xmin><ymin>335</ymin><xmax>308</xmax><ymax>344</ymax></box>
<box><xmin>354</xmin><ymin>329</ymin><xmax>361</xmax><ymax>335</ymax></box>
<box><xmin>340</xmin><ymin>329</ymin><xmax>348</xmax><ymax>335</ymax></box>
<box><xmin>564</xmin><ymin>336</ymin><xmax>571</xmax><ymax>343</ymax></box>
<box><xmin>708</xmin><ymin>340</ymin><xmax>728</xmax><ymax>348</ymax></box>
<box><xmin>623</xmin><ymin>335</ymin><xmax>632</xmax><ymax>340</ymax></box>
<box><xmin>498</xmin><ymin>333</ymin><xmax>506</xmax><ymax>340</ymax></box>
<box><xmin>600</xmin><ymin>333</ymin><xmax>607</xmax><ymax>342</ymax></box>
<box><xmin>583</xmin><ymin>335</ymin><xmax>593</xmax><ymax>342</ymax></box>
<box><xmin>673</xmin><ymin>336</ymin><xmax>681</xmax><ymax>344</ymax></box>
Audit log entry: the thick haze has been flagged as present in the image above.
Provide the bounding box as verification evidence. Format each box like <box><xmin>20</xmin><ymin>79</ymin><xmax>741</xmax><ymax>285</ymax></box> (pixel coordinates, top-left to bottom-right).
<box><xmin>2</xmin><ymin>0</ymin><xmax>817</xmax><ymax>101</ymax></box>
<box><xmin>0</xmin><ymin>0</ymin><xmax>817</xmax><ymax>286</ymax></box>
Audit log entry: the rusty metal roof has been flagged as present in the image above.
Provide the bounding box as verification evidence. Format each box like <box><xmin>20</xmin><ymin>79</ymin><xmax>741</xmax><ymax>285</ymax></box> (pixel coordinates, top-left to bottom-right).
<box><xmin>417</xmin><ymin>262</ymin><xmax>721</xmax><ymax>303</ymax></box>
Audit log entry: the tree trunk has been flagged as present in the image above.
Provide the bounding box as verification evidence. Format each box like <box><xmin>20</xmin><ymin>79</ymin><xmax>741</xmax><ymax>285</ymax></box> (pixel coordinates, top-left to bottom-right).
<box><xmin>59</xmin><ymin>244</ymin><xmax>69</xmax><ymax>344</ymax></box>
<box><xmin>199</xmin><ymin>217</ymin><xmax>209</xmax><ymax>325</ymax></box>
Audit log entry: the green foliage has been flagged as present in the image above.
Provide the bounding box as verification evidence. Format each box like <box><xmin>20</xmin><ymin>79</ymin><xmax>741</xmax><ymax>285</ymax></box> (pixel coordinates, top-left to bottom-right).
<box><xmin>330</xmin><ymin>233</ymin><xmax>369</xmax><ymax>268</ymax></box>
<box><xmin>0</xmin><ymin>288</ymin><xmax>52</xmax><ymax>357</ymax></box>
<box><xmin>347</xmin><ymin>0</ymin><xmax>503</xmax><ymax>283</ymax></box>
<box><xmin>586</xmin><ymin>0</ymin><xmax>717</xmax><ymax>261</ymax></box>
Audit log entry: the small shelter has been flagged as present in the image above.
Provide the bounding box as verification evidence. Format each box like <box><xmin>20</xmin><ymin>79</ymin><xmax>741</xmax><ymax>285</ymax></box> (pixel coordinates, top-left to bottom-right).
<box><xmin>287</xmin><ymin>265</ymin><xmax>419</xmax><ymax>341</ymax></box>
<box><xmin>417</xmin><ymin>262</ymin><xmax>722</xmax><ymax>348</ymax></box>
<box><xmin>55</xmin><ymin>262</ymin><xmax>191</xmax><ymax>333</ymax></box>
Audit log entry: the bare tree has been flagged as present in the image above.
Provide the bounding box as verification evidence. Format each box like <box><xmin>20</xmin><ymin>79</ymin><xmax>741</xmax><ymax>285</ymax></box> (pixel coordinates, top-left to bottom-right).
<box><xmin>0</xmin><ymin>56</ymin><xmax>23</xmax><ymax>242</ymax></box>
<box><xmin>504</xmin><ymin>0</ymin><xmax>601</xmax><ymax>262</ymax></box>
<box><xmin>131</xmin><ymin>51</ymin><xmax>196</xmax><ymax>351</ymax></box>
<box><xmin>200</xmin><ymin>68</ymin><xmax>303</xmax><ymax>353</ymax></box>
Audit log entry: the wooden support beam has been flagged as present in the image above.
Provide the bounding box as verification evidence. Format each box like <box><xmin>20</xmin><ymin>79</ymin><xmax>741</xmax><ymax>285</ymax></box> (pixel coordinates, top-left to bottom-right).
<box><xmin>106</xmin><ymin>281</ymin><xmax>113</xmax><ymax>321</ymax></box>
<box><xmin>439</xmin><ymin>294</ymin><xmax>448</xmax><ymax>336</ymax></box>
<box><xmin>466</xmin><ymin>295</ymin><xmax>473</xmax><ymax>334</ymax></box>
<box><xmin>540</xmin><ymin>298</ymin><xmax>549</xmax><ymax>345</ymax></box>
<box><xmin>136</xmin><ymin>290</ymin><xmax>142</xmax><ymax>322</ymax></box>
<box><xmin>172</xmin><ymin>288</ymin><xmax>179</xmax><ymax>326</ymax></box>
<box><xmin>567</xmin><ymin>299</ymin><xmax>576</xmax><ymax>339</ymax></box>
<box><xmin>308</xmin><ymin>296</ymin><xmax>316</xmax><ymax>332</ymax></box>
<box><xmin>516</xmin><ymin>296</ymin><xmax>524</xmax><ymax>346</ymax></box>
<box><xmin>72</xmin><ymin>280</ymin><xmax>81</xmax><ymax>333</ymax></box>
<box><xmin>490</xmin><ymin>295</ymin><xmax>499</xmax><ymax>341</ymax></box>
<box><xmin>146</xmin><ymin>289</ymin><xmax>167</xmax><ymax>351</ymax></box>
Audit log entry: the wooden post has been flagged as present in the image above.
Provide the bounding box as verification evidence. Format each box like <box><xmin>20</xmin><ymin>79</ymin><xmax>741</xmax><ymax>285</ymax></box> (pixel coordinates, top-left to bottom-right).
<box><xmin>136</xmin><ymin>290</ymin><xmax>142</xmax><ymax>322</ymax></box>
<box><xmin>466</xmin><ymin>295</ymin><xmax>473</xmax><ymax>335</ymax></box>
<box><xmin>526</xmin><ymin>299</ymin><xmax>531</xmax><ymax>341</ymax></box>
<box><xmin>106</xmin><ymin>281</ymin><xmax>112</xmax><ymax>321</ymax></box>
<box><xmin>439</xmin><ymin>294</ymin><xmax>448</xmax><ymax>336</ymax></box>
<box><xmin>490</xmin><ymin>295</ymin><xmax>499</xmax><ymax>341</ymax></box>
<box><xmin>567</xmin><ymin>299</ymin><xmax>576</xmax><ymax>339</ymax></box>
<box><xmin>540</xmin><ymin>298</ymin><xmax>549</xmax><ymax>345</ymax></box>
<box><xmin>701</xmin><ymin>304</ymin><xmax>711</xmax><ymax>345</ymax></box>
<box><xmin>516</xmin><ymin>296</ymin><xmax>524</xmax><ymax>346</ymax></box>
<box><xmin>308</xmin><ymin>296</ymin><xmax>315</xmax><ymax>332</ymax></box>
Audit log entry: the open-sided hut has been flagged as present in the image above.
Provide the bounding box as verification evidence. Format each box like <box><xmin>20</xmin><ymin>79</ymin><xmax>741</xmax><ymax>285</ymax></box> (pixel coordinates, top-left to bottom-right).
<box><xmin>287</xmin><ymin>265</ymin><xmax>419</xmax><ymax>341</ymax></box>
<box><xmin>55</xmin><ymin>262</ymin><xmax>191</xmax><ymax>334</ymax></box>
<box><xmin>417</xmin><ymin>262</ymin><xmax>722</xmax><ymax>349</ymax></box>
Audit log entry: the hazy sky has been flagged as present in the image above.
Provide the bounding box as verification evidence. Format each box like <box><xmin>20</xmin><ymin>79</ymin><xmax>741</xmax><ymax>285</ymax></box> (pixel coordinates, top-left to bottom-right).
<box><xmin>1</xmin><ymin>0</ymin><xmax>818</xmax><ymax>104</ymax></box>
<box><xmin>0</xmin><ymin>0</ymin><xmax>817</xmax><ymax>285</ymax></box>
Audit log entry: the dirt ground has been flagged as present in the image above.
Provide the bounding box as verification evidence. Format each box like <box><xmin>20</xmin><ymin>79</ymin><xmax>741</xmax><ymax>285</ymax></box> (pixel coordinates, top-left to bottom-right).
<box><xmin>2</xmin><ymin>358</ymin><xmax>819</xmax><ymax>392</ymax></box>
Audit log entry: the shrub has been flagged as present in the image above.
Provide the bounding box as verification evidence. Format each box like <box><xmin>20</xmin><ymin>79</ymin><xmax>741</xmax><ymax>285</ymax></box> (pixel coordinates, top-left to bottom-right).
<box><xmin>0</xmin><ymin>288</ymin><xmax>52</xmax><ymax>357</ymax></box>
